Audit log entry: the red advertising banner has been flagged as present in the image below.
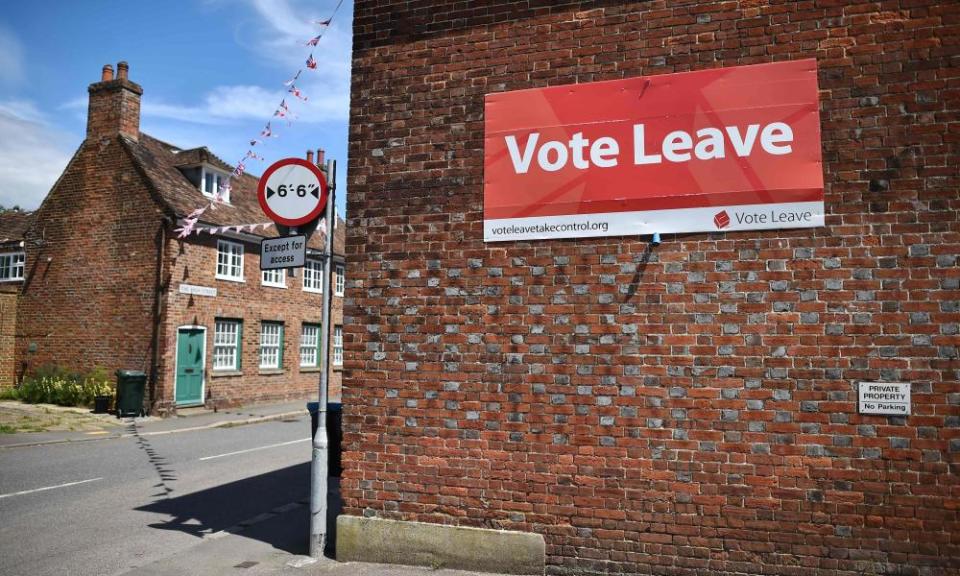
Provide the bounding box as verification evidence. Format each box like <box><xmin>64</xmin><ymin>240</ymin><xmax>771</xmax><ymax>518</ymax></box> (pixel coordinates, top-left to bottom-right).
<box><xmin>483</xmin><ymin>59</ymin><xmax>824</xmax><ymax>242</ymax></box>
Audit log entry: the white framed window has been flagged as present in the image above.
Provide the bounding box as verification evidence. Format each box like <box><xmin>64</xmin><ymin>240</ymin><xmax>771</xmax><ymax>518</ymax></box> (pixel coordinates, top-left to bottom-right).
<box><xmin>201</xmin><ymin>168</ymin><xmax>229</xmax><ymax>203</ymax></box>
<box><xmin>216</xmin><ymin>240</ymin><xmax>244</xmax><ymax>281</ymax></box>
<box><xmin>335</xmin><ymin>264</ymin><xmax>345</xmax><ymax>296</ymax></box>
<box><xmin>259</xmin><ymin>322</ymin><xmax>283</xmax><ymax>369</ymax></box>
<box><xmin>333</xmin><ymin>325</ymin><xmax>343</xmax><ymax>366</ymax></box>
<box><xmin>300</xmin><ymin>324</ymin><xmax>321</xmax><ymax>367</ymax></box>
<box><xmin>0</xmin><ymin>252</ymin><xmax>25</xmax><ymax>281</ymax></box>
<box><xmin>303</xmin><ymin>259</ymin><xmax>323</xmax><ymax>293</ymax></box>
<box><xmin>262</xmin><ymin>268</ymin><xmax>286</xmax><ymax>288</ymax></box>
<box><xmin>213</xmin><ymin>319</ymin><xmax>241</xmax><ymax>371</ymax></box>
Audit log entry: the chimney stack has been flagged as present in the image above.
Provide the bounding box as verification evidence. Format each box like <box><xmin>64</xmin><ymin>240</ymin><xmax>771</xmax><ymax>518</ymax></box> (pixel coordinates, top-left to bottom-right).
<box><xmin>306</xmin><ymin>150</ymin><xmax>314</xmax><ymax>164</ymax></box>
<box><xmin>87</xmin><ymin>61</ymin><xmax>142</xmax><ymax>142</ymax></box>
<box><xmin>316</xmin><ymin>149</ymin><xmax>325</xmax><ymax>165</ymax></box>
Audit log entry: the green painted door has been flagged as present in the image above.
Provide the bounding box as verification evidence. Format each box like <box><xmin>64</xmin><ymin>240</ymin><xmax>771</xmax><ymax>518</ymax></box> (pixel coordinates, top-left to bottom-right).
<box><xmin>175</xmin><ymin>328</ymin><xmax>205</xmax><ymax>405</ymax></box>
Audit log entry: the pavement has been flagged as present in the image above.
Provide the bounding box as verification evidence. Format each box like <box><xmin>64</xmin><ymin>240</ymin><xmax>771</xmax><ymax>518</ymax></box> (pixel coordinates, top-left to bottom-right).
<box><xmin>0</xmin><ymin>399</ymin><xmax>505</xmax><ymax>576</ymax></box>
<box><xmin>120</xmin><ymin>488</ymin><xmax>501</xmax><ymax>576</ymax></box>
<box><xmin>0</xmin><ymin>399</ymin><xmax>311</xmax><ymax>449</ymax></box>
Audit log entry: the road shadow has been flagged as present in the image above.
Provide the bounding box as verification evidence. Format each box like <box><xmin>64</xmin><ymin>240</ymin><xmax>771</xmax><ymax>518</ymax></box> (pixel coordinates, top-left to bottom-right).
<box><xmin>136</xmin><ymin>462</ymin><xmax>342</xmax><ymax>557</ymax></box>
<box><xmin>128</xmin><ymin>421</ymin><xmax>178</xmax><ymax>498</ymax></box>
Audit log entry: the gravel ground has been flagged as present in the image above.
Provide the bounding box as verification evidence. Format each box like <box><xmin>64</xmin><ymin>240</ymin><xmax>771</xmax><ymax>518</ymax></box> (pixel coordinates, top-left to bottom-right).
<box><xmin>0</xmin><ymin>400</ymin><xmax>126</xmax><ymax>433</ymax></box>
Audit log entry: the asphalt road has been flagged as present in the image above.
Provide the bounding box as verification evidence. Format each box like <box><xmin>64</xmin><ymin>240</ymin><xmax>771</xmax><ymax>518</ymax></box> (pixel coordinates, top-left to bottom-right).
<box><xmin>0</xmin><ymin>415</ymin><xmax>314</xmax><ymax>576</ymax></box>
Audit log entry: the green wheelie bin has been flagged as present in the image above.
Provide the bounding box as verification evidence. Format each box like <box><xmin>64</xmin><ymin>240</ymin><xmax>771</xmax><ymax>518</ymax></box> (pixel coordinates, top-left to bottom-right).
<box><xmin>115</xmin><ymin>370</ymin><xmax>147</xmax><ymax>418</ymax></box>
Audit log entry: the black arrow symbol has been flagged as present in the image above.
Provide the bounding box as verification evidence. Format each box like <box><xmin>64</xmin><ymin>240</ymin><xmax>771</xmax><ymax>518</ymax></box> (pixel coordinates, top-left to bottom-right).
<box><xmin>266</xmin><ymin>187</ymin><xmax>276</xmax><ymax>199</ymax></box>
<box><xmin>310</xmin><ymin>186</ymin><xmax>319</xmax><ymax>199</ymax></box>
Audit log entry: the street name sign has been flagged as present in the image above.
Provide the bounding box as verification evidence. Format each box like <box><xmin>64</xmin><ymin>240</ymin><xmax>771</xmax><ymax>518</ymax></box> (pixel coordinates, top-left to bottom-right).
<box><xmin>258</xmin><ymin>158</ymin><xmax>329</xmax><ymax>227</ymax></box>
<box><xmin>261</xmin><ymin>235</ymin><xmax>306</xmax><ymax>270</ymax></box>
<box><xmin>178</xmin><ymin>283</ymin><xmax>217</xmax><ymax>297</ymax></box>
<box><xmin>858</xmin><ymin>382</ymin><xmax>910</xmax><ymax>416</ymax></box>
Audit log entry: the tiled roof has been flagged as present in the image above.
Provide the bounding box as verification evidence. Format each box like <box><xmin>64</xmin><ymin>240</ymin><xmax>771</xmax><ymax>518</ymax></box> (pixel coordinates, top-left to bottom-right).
<box><xmin>0</xmin><ymin>210</ymin><xmax>33</xmax><ymax>245</ymax></box>
<box><xmin>123</xmin><ymin>133</ymin><xmax>343</xmax><ymax>253</ymax></box>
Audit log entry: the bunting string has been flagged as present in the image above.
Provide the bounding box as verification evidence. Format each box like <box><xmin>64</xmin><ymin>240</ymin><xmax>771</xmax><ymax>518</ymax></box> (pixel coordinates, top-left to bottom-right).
<box><xmin>175</xmin><ymin>0</ymin><xmax>345</xmax><ymax>241</ymax></box>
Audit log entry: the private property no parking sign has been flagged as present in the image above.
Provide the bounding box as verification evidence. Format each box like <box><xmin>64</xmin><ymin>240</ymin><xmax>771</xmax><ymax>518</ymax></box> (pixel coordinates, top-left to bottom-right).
<box><xmin>257</xmin><ymin>158</ymin><xmax>329</xmax><ymax>227</ymax></box>
<box><xmin>483</xmin><ymin>59</ymin><xmax>825</xmax><ymax>241</ymax></box>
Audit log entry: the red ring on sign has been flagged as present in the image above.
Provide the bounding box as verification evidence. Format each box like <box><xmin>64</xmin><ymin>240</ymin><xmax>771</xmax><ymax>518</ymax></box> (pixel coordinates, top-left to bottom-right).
<box><xmin>257</xmin><ymin>158</ymin><xmax>329</xmax><ymax>227</ymax></box>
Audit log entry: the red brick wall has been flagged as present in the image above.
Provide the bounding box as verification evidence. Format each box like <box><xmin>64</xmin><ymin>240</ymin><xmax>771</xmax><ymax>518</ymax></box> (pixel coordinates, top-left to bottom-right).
<box><xmin>343</xmin><ymin>2</ymin><xmax>960</xmax><ymax>574</ymax></box>
<box><xmin>0</xmin><ymin>286</ymin><xmax>18</xmax><ymax>387</ymax></box>
<box><xmin>16</xmin><ymin>138</ymin><xmax>165</xmax><ymax>381</ymax></box>
<box><xmin>153</xmin><ymin>232</ymin><xmax>345</xmax><ymax>412</ymax></box>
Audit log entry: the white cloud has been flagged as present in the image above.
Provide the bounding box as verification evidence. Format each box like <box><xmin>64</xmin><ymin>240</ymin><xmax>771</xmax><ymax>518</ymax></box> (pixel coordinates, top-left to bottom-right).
<box><xmin>0</xmin><ymin>100</ymin><xmax>77</xmax><ymax>210</ymax></box>
<box><xmin>79</xmin><ymin>0</ymin><xmax>353</xmax><ymax>128</ymax></box>
<box><xmin>0</xmin><ymin>25</ymin><xmax>24</xmax><ymax>87</ymax></box>
<box><xmin>60</xmin><ymin>0</ymin><xmax>351</xmax><ymax>131</ymax></box>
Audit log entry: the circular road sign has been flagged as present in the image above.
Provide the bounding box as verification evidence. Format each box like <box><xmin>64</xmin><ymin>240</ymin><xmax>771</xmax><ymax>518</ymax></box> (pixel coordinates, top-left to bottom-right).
<box><xmin>257</xmin><ymin>158</ymin><xmax>329</xmax><ymax>227</ymax></box>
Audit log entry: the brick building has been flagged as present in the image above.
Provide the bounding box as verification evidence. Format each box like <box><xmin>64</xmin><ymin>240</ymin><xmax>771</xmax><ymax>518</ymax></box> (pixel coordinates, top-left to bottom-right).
<box><xmin>0</xmin><ymin>211</ymin><xmax>31</xmax><ymax>387</ymax></box>
<box><xmin>12</xmin><ymin>62</ymin><xmax>345</xmax><ymax>412</ymax></box>
<box><xmin>341</xmin><ymin>2</ymin><xmax>959</xmax><ymax>575</ymax></box>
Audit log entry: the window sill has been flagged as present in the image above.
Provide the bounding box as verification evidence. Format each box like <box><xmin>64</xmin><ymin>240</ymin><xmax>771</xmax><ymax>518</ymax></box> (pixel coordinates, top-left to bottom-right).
<box><xmin>303</xmin><ymin>288</ymin><xmax>323</xmax><ymax>294</ymax></box>
<box><xmin>259</xmin><ymin>368</ymin><xmax>284</xmax><ymax>375</ymax></box>
<box><xmin>299</xmin><ymin>366</ymin><xmax>322</xmax><ymax>373</ymax></box>
<box><xmin>216</xmin><ymin>275</ymin><xmax>246</xmax><ymax>283</ymax></box>
<box><xmin>333</xmin><ymin>364</ymin><xmax>343</xmax><ymax>372</ymax></box>
<box><xmin>211</xmin><ymin>370</ymin><xmax>243</xmax><ymax>378</ymax></box>
<box><xmin>0</xmin><ymin>278</ymin><xmax>24</xmax><ymax>283</ymax></box>
<box><xmin>262</xmin><ymin>283</ymin><xmax>287</xmax><ymax>289</ymax></box>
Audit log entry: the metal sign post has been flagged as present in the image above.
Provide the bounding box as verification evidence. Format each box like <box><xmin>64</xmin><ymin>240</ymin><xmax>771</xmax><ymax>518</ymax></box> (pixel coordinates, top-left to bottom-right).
<box><xmin>310</xmin><ymin>158</ymin><xmax>336</xmax><ymax>558</ymax></box>
<box><xmin>256</xmin><ymin>155</ymin><xmax>335</xmax><ymax>558</ymax></box>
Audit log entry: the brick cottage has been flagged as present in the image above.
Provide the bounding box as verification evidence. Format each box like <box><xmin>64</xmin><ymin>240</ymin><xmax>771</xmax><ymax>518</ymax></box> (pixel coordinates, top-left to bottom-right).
<box><xmin>9</xmin><ymin>62</ymin><xmax>346</xmax><ymax>412</ymax></box>
<box><xmin>339</xmin><ymin>2</ymin><xmax>959</xmax><ymax>575</ymax></box>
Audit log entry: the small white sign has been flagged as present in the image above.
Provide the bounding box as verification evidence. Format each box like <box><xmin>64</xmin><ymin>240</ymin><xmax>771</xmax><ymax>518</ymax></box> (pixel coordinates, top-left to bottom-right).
<box><xmin>261</xmin><ymin>235</ymin><xmax>306</xmax><ymax>270</ymax></box>
<box><xmin>858</xmin><ymin>382</ymin><xmax>910</xmax><ymax>416</ymax></box>
<box><xmin>179</xmin><ymin>283</ymin><xmax>217</xmax><ymax>297</ymax></box>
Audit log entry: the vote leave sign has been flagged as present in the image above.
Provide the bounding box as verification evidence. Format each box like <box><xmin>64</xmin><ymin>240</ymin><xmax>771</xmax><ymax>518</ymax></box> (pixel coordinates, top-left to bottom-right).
<box><xmin>483</xmin><ymin>59</ymin><xmax>824</xmax><ymax>242</ymax></box>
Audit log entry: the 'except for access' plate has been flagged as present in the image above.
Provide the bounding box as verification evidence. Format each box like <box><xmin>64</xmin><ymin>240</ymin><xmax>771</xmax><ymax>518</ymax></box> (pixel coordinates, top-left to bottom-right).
<box><xmin>261</xmin><ymin>235</ymin><xmax>306</xmax><ymax>270</ymax></box>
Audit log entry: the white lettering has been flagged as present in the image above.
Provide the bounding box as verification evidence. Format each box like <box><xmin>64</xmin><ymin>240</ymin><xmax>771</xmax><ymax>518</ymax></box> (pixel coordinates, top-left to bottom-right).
<box><xmin>633</xmin><ymin>124</ymin><xmax>662</xmax><ymax>165</ymax></box>
<box><xmin>570</xmin><ymin>132</ymin><xmax>590</xmax><ymax>169</ymax></box>
<box><xmin>761</xmin><ymin>122</ymin><xmax>793</xmax><ymax>155</ymax></box>
<box><xmin>537</xmin><ymin>141</ymin><xmax>568</xmax><ymax>172</ymax></box>
<box><xmin>725</xmin><ymin>124</ymin><xmax>761</xmax><ymax>157</ymax></box>
<box><xmin>591</xmin><ymin>137</ymin><xmax>619</xmax><ymax>168</ymax></box>
<box><xmin>505</xmin><ymin>133</ymin><xmax>539</xmax><ymax>174</ymax></box>
<box><xmin>694</xmin><ymin>127</ymin><xmax>725</xmax><ymax>160</ymax></box>
<box><xmin>663</xmin><ymin>130</ymin><xmax>693</xmax><ymax>162</ymax></box>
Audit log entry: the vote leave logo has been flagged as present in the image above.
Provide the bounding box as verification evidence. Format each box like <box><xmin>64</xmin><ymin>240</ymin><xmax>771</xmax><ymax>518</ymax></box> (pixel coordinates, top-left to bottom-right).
<box><xmin>713</xmin><ymin>210</ymin><xmax>731</xmax><ymax>229</ymax></box>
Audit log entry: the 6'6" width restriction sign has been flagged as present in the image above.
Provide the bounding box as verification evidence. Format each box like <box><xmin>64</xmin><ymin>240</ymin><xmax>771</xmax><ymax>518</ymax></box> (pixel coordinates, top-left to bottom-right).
<box><xmin>257</xmin><ymin>158</ymin><xmax>329</xmax><ymax>227</ymax></box>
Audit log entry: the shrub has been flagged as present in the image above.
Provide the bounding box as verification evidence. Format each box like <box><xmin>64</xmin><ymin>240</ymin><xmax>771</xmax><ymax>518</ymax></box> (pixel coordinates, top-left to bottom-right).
<box><xmin>17</xmin><ymin>366</ymin><xmax>115</xmax><ymax>407</ymax></box>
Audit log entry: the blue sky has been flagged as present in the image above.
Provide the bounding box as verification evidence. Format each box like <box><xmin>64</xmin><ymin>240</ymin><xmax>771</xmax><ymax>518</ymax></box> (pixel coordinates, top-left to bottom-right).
<box><xmin>0</xmin><ymin>0</ymin><xmax>353</xmax><ymax>217</ymax></box>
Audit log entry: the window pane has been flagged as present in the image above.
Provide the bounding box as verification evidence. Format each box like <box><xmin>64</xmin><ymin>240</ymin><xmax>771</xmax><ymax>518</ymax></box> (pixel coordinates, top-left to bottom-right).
<box><xmin>260</xmin><ymin>323</ymin><xmax>282</xmax><ymax>368</ymax></box>
<box><xmin>214</xmin><ymin>320</ymin><xmax>240</xmax><ymax>371</ymax></box>
<box><xmin>333</xmin><ymin>326</ymin><xmax>343</xmax><ymax>366</ymax></box>
<box><xmin>0</xmin><ymin>253</ymin><xmax>24</xmax><ymax>281</ymax></box>
<box><xmin>303</xmin><ymin>260</ymin><xmax>323</xmax><ymax>291</ymax></box>
<box><xmin>300</xmin><ymin>324</ymin><xmax>319</xmax><ymax>367</ymax></box>
<box><xmin>217</xmin><ymin>241</ymin><xmax>243</xmax><ymax>279</ymax></box>
<box><xmin>263</xmin><ymin>268</ymin><xmax>284</xmax><ymax>286</ymax></box>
